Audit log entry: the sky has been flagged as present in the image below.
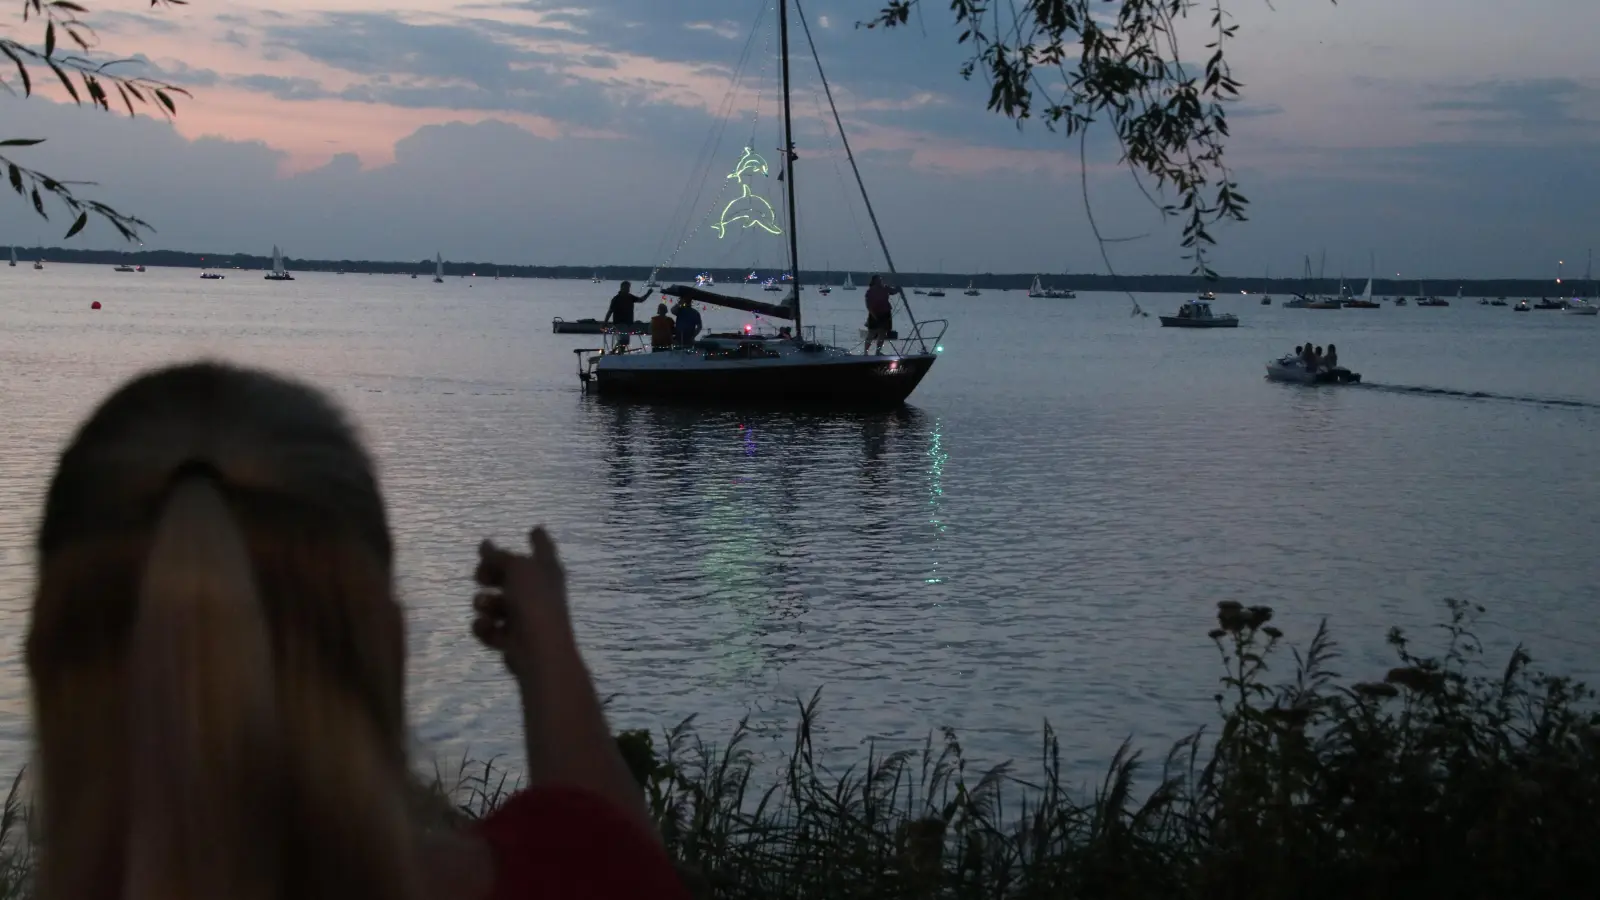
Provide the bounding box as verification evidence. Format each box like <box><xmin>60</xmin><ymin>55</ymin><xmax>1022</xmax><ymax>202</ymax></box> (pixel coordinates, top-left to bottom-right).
<box><xmin>0</xmin><ymin>0</ymin><xmax>1597</xmax><ymax>278</ymax></box>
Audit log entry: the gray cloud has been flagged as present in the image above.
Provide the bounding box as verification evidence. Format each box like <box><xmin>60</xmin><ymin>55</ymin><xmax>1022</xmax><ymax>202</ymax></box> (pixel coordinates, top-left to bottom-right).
<box><xmin>230</xmin><ymin>73</ymin><xmax>332</xmax><ymax>102</ymax></box>
<box><xmin>88</xmin><ymin>11</ymin><xmax>183</xmax><ymax>36</ymax></box>
<box><xmin>1422</xmin><ymin>78</ymin><xmax>1600</xmax><ymax>131</ymax></box>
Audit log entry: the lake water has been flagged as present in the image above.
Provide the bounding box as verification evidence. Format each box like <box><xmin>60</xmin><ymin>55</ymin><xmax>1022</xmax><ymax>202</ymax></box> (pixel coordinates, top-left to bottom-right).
<box><xmin>1</xmin><ymin>266</ymin><xmax>1596</xmax><ymax>781</ymax></box>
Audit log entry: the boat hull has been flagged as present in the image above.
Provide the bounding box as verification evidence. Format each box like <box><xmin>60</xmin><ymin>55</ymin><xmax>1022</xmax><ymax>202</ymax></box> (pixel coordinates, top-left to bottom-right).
<box><xmin>1159</xmin><ymin>316</ymin><xmax>1238</xmax><ymax>328</ymax></box>
<box><xmin>593</xmin><ymin>351</ymin><xmax>937</xmax><ymax>407</ymax></box>
<box><xmin>1266</xmin><ymin>359</ymin><xmax>1361</xmax><ymax>384</ymax></box>
<box><xmin>1565</xmin><ymin>305</ymin><xmax>1598</xmax><ymax>316</ymax></box>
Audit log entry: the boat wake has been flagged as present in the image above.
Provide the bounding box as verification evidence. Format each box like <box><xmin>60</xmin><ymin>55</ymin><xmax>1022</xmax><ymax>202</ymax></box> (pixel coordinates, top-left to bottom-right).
<box><xmin>1353</xmin><ymin>382</ymin><xmax>1600</xmax><ymax>411</ymax></box>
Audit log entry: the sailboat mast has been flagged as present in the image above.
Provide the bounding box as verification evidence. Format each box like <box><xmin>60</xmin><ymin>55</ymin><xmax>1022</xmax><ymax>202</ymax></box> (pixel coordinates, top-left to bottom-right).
<box><xmin>778</xmin><ymin>0</ymin><xmax>802</xmax><ymax>334</ymax></box>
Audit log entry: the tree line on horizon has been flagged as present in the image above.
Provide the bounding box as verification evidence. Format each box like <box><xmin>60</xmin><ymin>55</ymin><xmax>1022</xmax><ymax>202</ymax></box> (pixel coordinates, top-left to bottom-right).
<box><xmin>6</xmin><ymin>245</ymin><xmax>1583</xmax><ymax>298</ymax></box>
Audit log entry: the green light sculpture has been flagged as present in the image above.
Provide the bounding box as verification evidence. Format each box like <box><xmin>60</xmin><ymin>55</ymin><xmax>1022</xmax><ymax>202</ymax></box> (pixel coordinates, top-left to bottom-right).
<box><xmin>713</xmin><ymin>147</ymin><xmax>782</xmax><ymax>239</ymax></box>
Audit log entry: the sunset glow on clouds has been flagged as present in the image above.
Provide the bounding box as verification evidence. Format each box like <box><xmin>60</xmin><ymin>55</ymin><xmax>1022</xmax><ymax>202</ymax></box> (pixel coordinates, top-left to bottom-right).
<box><xmin>1</xmin><ymin>0</ymin><xmax>1597</xmax><ymax>275</ymax></box>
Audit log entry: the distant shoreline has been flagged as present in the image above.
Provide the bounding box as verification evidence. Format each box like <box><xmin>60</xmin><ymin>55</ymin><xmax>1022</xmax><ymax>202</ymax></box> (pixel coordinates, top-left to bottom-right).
<box><xmin>5</xmin><ymin>246</ymin><xmax>1581</xmax><ymax>298</ymax></box>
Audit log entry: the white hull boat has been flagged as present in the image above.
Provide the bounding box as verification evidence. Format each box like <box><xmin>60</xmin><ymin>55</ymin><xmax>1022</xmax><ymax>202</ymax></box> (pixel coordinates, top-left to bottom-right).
<box><xmin>1266</xmin><ymin>356</ymin><xmax>1361</xmax><ymax>384</ymax></box>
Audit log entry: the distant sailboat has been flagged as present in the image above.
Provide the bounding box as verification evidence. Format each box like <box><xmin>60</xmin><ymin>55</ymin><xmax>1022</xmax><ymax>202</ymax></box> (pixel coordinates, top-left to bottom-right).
<box><xmin>8</xmin><ymin>246</ymin><xmax>15</xmax><ymax>267</ymax></box>
<box><xmin>433</xmin><ymin>253</ymin><xmax>444</xmax><ymax>284</ymax></box>
<box><xmin>264</xmin><ymin>245</ymin><xmax>294</xmax><ymax>281</ymax></box>
<box><xmin>963</xmin><ymin>280</ymin><xmax>980</xmax><ymax>297</ymax></box>
<box><xmin>841</xmin><ymin>272</ymin><xmax>856</xmax><ymax>291</ymax></box>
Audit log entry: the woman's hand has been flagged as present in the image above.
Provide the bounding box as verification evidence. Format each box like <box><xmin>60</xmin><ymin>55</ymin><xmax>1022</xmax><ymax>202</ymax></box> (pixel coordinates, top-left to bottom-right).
<box><xmin>471</xmin><ymin>529</ymin><xmax>657</xmax><ymax>834</ymax></box>
<box><xmin>473</xmin><ymin>527</ymin><xmax>573</xmax><ymax>678</ymax></box>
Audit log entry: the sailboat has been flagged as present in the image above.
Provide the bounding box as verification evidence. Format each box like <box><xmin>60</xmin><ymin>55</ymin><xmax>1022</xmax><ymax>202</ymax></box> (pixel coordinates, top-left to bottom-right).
<box><xmin>841</xmin><ymin>272</ymin><xmax>856</xmax><ymax>291</ymax></box>
<box><xmin>264</xmin><ymin>245</ymin><xmax>294</xmax><ymax>281</ymax></box>
<box><xmin>964</xmin><ymin>279</ymin><xmax>980</xmax><ymax>297</ymax></box>
<box><xmin>1026</xmin><ymin>275</ymin><xmax>1073</xmax><ymax>299</ymax></box>
<box><xmin>433</xmin><ymin>253</ymin><xmax>444</xmax><ymax>284</ymax></box>
<box><xmin>1344</xmin><ymin>278</ymin><xmax>1378</xmax><ymax>308</ymax></box>
<box><xmin>1566</xmin><ymin>250</ymin><xmax>1598</xmax><ymax>315</ymax></box>
<box><xmin>590</xmin><ymin>271</ymin><xmax>602</xmax><ymax>284</ymax></box>
<box><xmin>1416</xmin><ymin>281</ymin><xmax>1448</xmax><ymax>306</ymax></box>
<box><xmin>8</xmin><ymin>246</ymin><xmax>14</xmax><ymax>267</ymax></box>
<box><xmin>577</xmin><ymin>0</ymin><xmax>944</xmax><ymax>406</ymax></box>
<box><xmin>1346</xmin><ymin>255</ymin><xmax>1380</xmax><ymax>308</ymax></box>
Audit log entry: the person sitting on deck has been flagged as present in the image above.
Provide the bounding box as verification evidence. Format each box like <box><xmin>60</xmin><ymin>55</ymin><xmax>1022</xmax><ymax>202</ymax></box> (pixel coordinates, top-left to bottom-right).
<box><xmin>865</xmin><ymin>275</ymin><xmax>895</xmax><ymax>355</ymax></box>
<box><xmin>1324</xmin><ymin>343</ymin><xmax>1338</xmax><ymax>370</ymax></box>
<box><xmin>650</xmin><ymin>303</ymin><xmax>675</xmax><ymax>351</ymax></box>
<box><xmin>1301</xmin><ymin>341</ymin><xmax>1317</xmax><ymax>371</ymax></box>
<box><xmin>673</xmin><ymin>298</ymin><xmax>702</xmax><ymax>347</ymax></box>
<box><xmin>1313</xmin><ymin>346</ymin><xmax>1325</xmax><ymax>371</ymax></box>
<box><xmin>602</xmin><ymin>280</ymin><xmax>652</xmax><ymax>350</ymax></box>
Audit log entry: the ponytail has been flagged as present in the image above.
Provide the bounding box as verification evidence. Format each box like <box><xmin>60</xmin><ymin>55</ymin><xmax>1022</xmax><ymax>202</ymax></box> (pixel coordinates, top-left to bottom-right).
<box><xmin>122</xmin><ymin>475</ymin><xmax>282</xmax><ymax>900</ymax></box>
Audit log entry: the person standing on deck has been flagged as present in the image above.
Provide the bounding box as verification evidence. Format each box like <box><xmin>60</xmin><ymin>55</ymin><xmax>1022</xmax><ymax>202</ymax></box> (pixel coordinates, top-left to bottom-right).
<box><xmin>603</xmin><ymin>281</ymin><xmax>652</xmax><ymax>350</ymax></box>
<box><xmin>865</xmin><ymin>275</ymin><xmax>895</xmax><ymax>355</ymax></box>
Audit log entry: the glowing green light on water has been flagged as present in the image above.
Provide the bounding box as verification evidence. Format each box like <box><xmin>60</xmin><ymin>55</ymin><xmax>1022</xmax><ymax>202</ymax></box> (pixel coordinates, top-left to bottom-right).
<box><xmin>713</xmin><ymin>148</ymin><xmax>782</xmax><ymax>239</ymax></box>
<box><xmin>925</xmin><ymin>419</ymin><xmax>948</xmax><ymax>587</ymax></box>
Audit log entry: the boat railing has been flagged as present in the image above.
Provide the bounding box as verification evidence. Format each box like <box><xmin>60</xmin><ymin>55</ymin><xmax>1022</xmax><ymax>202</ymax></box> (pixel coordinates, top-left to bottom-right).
<box><xmin>859</xmin><ymin>317</ymin><xmax>947</xmax><ymax>356</ymax></box>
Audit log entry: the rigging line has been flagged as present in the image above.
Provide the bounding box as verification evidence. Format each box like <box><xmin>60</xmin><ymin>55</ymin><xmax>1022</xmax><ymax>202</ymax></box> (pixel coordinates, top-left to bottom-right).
<box><xmin>792</xmin><ymin>0</ymin><xmax>918</xmax><ymax>334</ymax></box>
<box><xmin>652</xmin><ymin>4</ymin><xmax>770</xmax><ymax>274</ymax></box>
<box><xmin>808</xmin><ymin>85</ymin><xmax>874</xmax><ymax>271</ymax></box>
<box><xmin>664</xmin><ymin>15</ymin><xmax>777</xmax><ymax>273</ymax></box>
<box><xmin>1079</xmin><ymin>127</ymin><xmax>1145</xmax><ymax>318</ymax></box>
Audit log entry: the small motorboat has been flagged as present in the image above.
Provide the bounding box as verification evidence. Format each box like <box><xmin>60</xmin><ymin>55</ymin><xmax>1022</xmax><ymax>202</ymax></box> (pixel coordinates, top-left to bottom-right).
<box><xmin>199</xmin><ymin>271</ymin><xmax>225</xmax><ymax>280</ymax></box>
<box><xmin>926</xmin><ymin>287</ymin><xmax>946</xmax><ymax>297</ymax></box>
<box><xmin>1564</xmin><ymin>299</ymin><xmax>1598</xmax><ymax>316</ymax></box>
<box><xmin>1514</xmin><ymin>300</ymin><xmax>1530</xmax><ymax>312</ymax></box>
<box><xmin>1266</xmin><ymin>355</ymin><xmax>1361</xmax><ymax>384</ymax></box>
<box><xmin>1394</xmin><ymin>297</ymin><xmax>1408</xmax><ymax>306</ymax></box>
<box><xmin>1478</xmin><ymin>298</ymin><xmax>1489</xmax><ymax>305</ymax></box>
<box><xmin>113</xmin><ymin>264</ymin><xmax>135</xmax><ymax>272</ymax></box>
<box><xmin>1489</xmin><ymin>298</ymin><xmax>1507</xmax><ymax>306</ymax></box>
<box><xmin>1197</xmin><ymin>290</ymin><xmax>1217</xmax><ymax>300</ymax></box>
<box><xmin>1534</xmin><ymin>298</ymin><xmax>1568</xmax><ymax>310</ymax></box>
<box><xmin>1160</xmin><ymin>299</ymin><xmax>1239</xmax><ymax>328</ymax></box>
<box><xmin>1260</xmin><ymin>295</ymin><xmax>1272</xmax><ymax>305</ymax></box>
<box><xmin>552</xmin><ymin>317</ymin><xmax>649</xmax><ymax>335</ymax></box>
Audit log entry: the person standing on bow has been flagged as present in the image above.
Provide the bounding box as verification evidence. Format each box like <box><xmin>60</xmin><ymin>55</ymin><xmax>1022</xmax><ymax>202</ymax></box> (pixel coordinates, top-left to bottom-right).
<box><xmin>865</xmin><ymin>275</ymin><xmax>895</xmax><ymax>355</ymax></box>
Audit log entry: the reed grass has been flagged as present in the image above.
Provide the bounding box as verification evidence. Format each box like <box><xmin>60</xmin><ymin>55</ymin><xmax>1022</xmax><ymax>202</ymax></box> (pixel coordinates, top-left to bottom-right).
<box><xmin>4</xmin><ymin>599</ymin><xmax>1599</xmax><ymax>898</ymax></box>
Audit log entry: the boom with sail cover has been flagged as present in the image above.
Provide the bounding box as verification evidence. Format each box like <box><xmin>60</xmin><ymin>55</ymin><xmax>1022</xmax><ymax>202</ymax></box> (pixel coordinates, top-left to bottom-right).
<box><xmin>662</xmin><ymin>284</ymin><xmax>796</xmax><ymax>320</ymax></box>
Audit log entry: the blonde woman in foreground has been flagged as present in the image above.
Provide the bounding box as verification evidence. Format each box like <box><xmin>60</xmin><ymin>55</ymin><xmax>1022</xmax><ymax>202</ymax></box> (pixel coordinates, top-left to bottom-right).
<box><xmin>27</xmin><ymin>361</ymin><xmax>690</xmax><ymax>900</ymax></box>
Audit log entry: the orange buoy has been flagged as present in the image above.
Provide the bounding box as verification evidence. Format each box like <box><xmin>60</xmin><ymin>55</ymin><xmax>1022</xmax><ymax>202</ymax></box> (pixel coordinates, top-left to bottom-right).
<box><xmin>90</xmin><ymin>301</ymin><xmax>101</xmax><ymax>309</ymax></box>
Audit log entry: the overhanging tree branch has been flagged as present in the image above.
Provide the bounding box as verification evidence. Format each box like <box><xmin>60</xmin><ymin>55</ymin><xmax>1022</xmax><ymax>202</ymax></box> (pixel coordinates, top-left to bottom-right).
<box><xmin>862</xmin><ymin>0</ymin><xmax>1305</xmax><ymax>277</ymax></box>
<box><xmin>2</xmin><ymin>0</ymin><xmax>190</xmax><ymax>240</ymax></box>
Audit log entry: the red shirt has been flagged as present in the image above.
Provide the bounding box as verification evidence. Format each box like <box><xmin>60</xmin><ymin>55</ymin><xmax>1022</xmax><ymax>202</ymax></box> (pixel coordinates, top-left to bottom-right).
<box><xmin>474</xmin><ymin>786</ymin><xmax>690</xmax><ymax>899</ymax></box>
<box><xmin>865</xmin><ymin>283</ymin><xmax>893</xmax><ymax>315</ymax></box>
